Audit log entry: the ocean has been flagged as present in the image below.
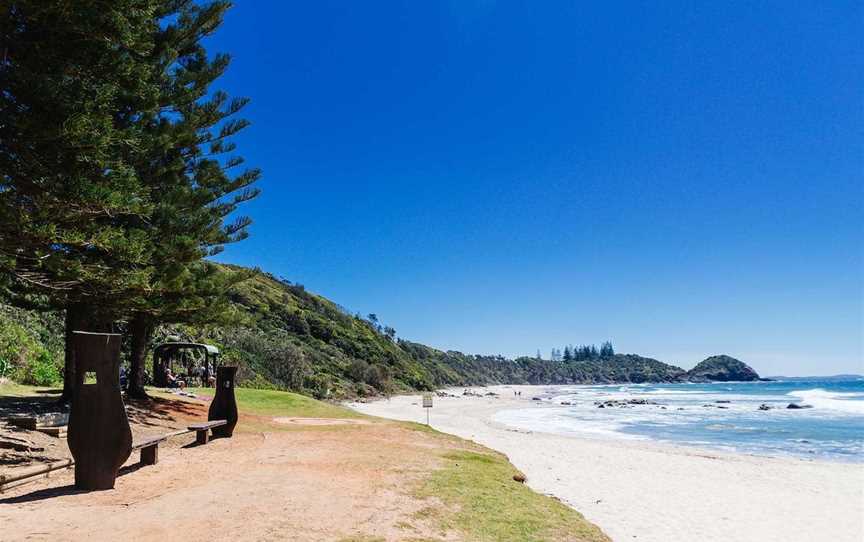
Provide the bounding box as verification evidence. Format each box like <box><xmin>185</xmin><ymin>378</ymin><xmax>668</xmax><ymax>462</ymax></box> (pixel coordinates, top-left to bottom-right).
<box><xmin>491</xmin><ymin>379</ymin><xmax>864</xmax><ymax>462</ymax></box>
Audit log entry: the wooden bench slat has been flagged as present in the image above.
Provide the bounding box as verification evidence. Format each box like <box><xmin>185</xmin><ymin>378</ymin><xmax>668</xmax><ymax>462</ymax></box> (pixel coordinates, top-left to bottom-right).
<box><xmin>131</xmin><ymin>436</ymin><xmax>168</xmax><ymax>450</ymax></box>
<box><xmin>187</xmin><ymin>419</ymin><xmax>227</xmax><ymax>430</ymax></box>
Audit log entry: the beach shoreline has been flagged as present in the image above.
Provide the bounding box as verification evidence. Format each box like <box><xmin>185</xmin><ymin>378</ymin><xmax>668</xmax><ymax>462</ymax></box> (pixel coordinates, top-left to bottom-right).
<box><xmin>349</xmin><ymin>384</ymin><xmax>864</xmax><ymax>542</ymax></box>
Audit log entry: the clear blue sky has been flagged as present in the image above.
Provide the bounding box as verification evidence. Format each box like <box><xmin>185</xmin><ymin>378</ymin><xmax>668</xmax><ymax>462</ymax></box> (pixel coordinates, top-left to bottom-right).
<box><xmin>207</xmin><ymin>1</ymin><xmax>862</xmax><ymax>376</ymax></box>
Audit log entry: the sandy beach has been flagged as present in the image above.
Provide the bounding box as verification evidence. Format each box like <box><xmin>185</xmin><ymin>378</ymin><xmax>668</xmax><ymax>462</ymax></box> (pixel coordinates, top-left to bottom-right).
<box><xmin>350</xmin><ymin>385</ymin><xmax>864</xmax><ymax>542</ymax></box>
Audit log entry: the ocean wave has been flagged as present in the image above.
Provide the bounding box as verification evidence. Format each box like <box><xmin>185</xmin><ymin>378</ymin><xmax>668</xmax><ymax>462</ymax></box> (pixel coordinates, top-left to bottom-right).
<box><xmin>641</xmin><ymin>389</ymin><xmax>706</xmax><ymax>395</ymax></box>
<box><xmin>787</xmin><ymin>388</ymin><xmax>864</xmax><ymax>414</ymax></box>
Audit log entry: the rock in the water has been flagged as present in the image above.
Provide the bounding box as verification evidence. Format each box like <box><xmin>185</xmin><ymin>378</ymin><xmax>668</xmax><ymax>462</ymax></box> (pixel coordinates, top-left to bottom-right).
<box><xmin>595</xmin><ymin>398</ymin><xmax>659</xmax><ymax>408</ymax></box>
<box><xmin>786</xmin><ymin>403</ymin><xmax>813</xmax><ymax>409</ymax></box>
<box><xmin>685</xmin><ymin>355</ymin><xmax>761</xmax><ymax>382</ymax></box>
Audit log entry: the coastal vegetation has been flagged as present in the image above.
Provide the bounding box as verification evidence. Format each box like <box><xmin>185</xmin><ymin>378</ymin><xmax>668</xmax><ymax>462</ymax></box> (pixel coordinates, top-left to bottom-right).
<box><xmin>1</xmin><ymin>266</ymin><xmax>760</xmax><ymax>399</ymax></box>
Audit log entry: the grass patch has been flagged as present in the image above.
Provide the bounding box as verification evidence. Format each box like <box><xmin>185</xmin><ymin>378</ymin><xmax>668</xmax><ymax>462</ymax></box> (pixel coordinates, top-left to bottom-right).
<box><xmin>416</xmin><ymin>450</ymin><xmax>610</xmax><ymax>542</ymax></box>
<box><xmin>0</xmin><ymin>382</ymin><xmax>60</xmax><ymax>397</ymax></box>
<box><xmin>184</xmin><ymin>387</ymin><xmax>362</xmax><ymax>419</ymax></box>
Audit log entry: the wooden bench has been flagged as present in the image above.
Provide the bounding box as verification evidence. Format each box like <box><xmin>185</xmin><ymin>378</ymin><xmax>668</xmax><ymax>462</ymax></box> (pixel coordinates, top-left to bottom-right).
<box><xmin>188</xmin><ymin>420</ymin><xmax>227</xmax><ymax>445</ymax></box>
<box><xmin>131</xmin><ymin>435</ymin><xmax>169</xmax><ymax>466</ymax></box>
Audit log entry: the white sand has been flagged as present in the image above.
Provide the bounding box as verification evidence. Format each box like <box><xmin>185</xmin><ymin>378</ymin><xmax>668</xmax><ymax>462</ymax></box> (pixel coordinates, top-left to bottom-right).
<box><xmin>350</xmin><ymin>385</ymin><xmax>864</xmax><ymax>542</ymax></box>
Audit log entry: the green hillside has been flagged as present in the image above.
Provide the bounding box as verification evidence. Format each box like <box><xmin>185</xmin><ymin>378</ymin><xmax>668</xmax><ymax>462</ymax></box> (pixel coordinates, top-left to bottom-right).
<box><xmin>0</xmin><ymin>266</ymin><xmax>756</xmax><ymax>398</ymax></box>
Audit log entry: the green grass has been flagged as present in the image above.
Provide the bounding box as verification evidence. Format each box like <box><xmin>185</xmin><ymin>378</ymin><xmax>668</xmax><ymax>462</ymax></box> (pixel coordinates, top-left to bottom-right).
<box><xmin>416</xmin><ymin>450</ymin><xmax>610</xmax><ymax>542</ymax></box>
<box><xmin>183</xmin><ymin>386</ymin><xmax>362</xmax><ymax>419</ymax></box>
<box><xmin>0</xmin><ymin>382</ymin><xmax>60</xmax><ymax>397</ymax></box>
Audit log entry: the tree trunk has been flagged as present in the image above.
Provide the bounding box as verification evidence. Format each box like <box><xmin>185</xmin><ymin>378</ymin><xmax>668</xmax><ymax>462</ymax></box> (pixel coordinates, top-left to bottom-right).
<box><xmin>127</xmin><ymin>312</ymin><xmax>153</xmax><ymax>399</ymax></box>
<box><xmin>59</xmin><ymin>303</ymin><xmax>100</xmax><ymax>403</ymax></box>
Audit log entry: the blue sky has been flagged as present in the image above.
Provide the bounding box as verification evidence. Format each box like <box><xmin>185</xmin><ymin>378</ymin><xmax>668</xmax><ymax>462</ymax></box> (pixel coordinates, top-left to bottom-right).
<box><xmin>207</xmin><ymin>1</ymin><xmax>862</xmax><ymax>376</ymax></box>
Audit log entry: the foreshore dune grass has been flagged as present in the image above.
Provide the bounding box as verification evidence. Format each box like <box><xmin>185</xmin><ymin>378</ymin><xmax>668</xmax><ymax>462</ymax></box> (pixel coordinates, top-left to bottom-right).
<box><xmin>415</xmin><ymin>449</ymin><xmax>610</xmax><ymax>542</ymax></box>
<box><xmin>181</xmin><ymin>386</ymin><xmax>363</xmax><ymax>419</ymax></box>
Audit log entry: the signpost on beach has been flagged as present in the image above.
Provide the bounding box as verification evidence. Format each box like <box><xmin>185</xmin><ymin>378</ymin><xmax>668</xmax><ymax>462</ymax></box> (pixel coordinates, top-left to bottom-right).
<box><xmin>422</xmin><ymin>394</ymin><xmax>433</xmax><ymax>425</ymax></box>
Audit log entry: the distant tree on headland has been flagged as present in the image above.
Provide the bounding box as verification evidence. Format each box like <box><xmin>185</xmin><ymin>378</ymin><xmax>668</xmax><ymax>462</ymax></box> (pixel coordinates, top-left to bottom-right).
<box><xmin>543</xmin><ymin>341</ymin><xmax>615</xmax><ymax>362</ymax></box>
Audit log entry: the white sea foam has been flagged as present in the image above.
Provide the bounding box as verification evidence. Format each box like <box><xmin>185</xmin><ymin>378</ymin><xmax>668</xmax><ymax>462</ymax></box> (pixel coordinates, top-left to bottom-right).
<box><xmin>492</xmin><ymin>407</ymin><xmax>645</xmax><ymax>439</ymax></box>
<box><xmin>787</xmin><ymin>388</ymin><xmax>864</xmax><ymax>414</ymax></box>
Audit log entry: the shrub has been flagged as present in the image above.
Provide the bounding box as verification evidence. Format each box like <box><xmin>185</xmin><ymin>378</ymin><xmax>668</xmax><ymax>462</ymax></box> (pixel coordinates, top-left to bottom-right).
<box><xmin>346</xmin><ymin>359</ymin><xmax>369</xmax><ymax>382</ymax></box>
<box><xmin>304</xmin><ymin>373</ymin><xmax>332</xmax><ymax>399</ymax></box>
<box><xmin>0</xmin><ymin>322</ymin><xmax>31</xmax><ymax>365</ymax></box>
<box><xmin>239</xmin><ymin>373</ymin><xmax>279</xmax><ymax>391</ymax></box>
<box><xmin>20</xmin><ymin>349</ymin><xmax>61</xmax><ymax>386</ymax></box>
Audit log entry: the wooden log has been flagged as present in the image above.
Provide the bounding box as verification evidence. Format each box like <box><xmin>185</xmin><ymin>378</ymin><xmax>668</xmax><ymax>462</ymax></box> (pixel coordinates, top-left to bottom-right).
<box><xmin>0</xmin><ymin>458</ymin><xmax>74</xmax><ymax>492</ymax></box>
<box><xmin>36</xmin><ymin>426</ymin><xmax>68</xmax><ymax>438</ymax></box>
<box><xmin>7</xmin><ymin>416</ymin><xmax>38</xmax><ymax>430</ymax></box>
<box><xmin>0</xmin><ymin>438</ymin><xmax>44</xmax><ymax>452</ymax></box>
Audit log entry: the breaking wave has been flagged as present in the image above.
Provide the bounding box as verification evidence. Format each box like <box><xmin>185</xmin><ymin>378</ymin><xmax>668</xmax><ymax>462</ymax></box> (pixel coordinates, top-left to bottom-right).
<box><xmin>787</xmin><ymin>388</ymin><xmax>864</xmax><ymax>414</ymax></box>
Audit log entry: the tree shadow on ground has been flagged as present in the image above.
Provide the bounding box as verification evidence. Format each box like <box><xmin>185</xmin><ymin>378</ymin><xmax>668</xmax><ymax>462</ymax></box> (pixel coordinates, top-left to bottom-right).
<box><xmin>0</xmin><ymin>461</ymin><xmax>149</xmax><ymax>504</ymax></box>
<box><xmin>0</xmin><ymin>394</ymin><xmax>67</xmax><ymax>418</ymax></box>
<box><xmin>0</xmin><ymin>452</ymin><xmax>159</xmax><ymax>504</ymax></box>
<box><xmin>0</xmin><ymin>484</ymin><xmax>87</xmax><ymax>504</ymax></box>
<box><xmin>125</xmin><ymin>395</ymin><xmax>207</xmax><ymax>427</ymax></box>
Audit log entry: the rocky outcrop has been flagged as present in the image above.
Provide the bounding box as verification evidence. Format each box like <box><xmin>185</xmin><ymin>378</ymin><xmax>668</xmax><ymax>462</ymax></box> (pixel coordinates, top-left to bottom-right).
<box><xmin>684</xmin><ymin>355</ymin><xmax>761</xmax><ymax>382</ymax></box>
<box><xmin>595</xmin><ymin>398</ymin><xmax>658</xmax><ymax>408</ymax></box>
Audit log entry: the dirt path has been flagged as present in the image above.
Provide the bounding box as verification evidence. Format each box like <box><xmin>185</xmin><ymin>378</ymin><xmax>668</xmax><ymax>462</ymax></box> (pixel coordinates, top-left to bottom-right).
<box><xmin>0</xmin><ymin>402</ymin><xmax>455</xmax><ymax>541</ymax></box>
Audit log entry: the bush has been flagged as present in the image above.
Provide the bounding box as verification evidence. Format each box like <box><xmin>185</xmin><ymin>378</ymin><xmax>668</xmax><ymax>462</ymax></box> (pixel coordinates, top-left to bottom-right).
<box><xmin>20</xmin><ymin>349</ymin><xmax>61</xmax><ymax>386</ymax></box>
<box><xmin>239</xmin><ymin>373</ymin><xmax>280</xmax><ymax>391</ymax></box>
<box><xmin>0</xmin><ymin>317</ymin><xmax>51</xmax><ymax>383</ymax></box>
<box><xmin>0</xmin><ymin>321</ymin><xmax>34</xmax><ymax>370</ymax></box>
<box><xmin>304</xmin><ymin>373</ymin><xmax>332</xmax><ymax>399</ymax></box>
<box><xmin>363</xmin><ymin>364</ymin><xmax>391</xmax><ymax>390</ymax></box>
<box><xmin>346</xmin><ymin>359</ymin><xmax>369</xmax><ymax>382</ymax></box>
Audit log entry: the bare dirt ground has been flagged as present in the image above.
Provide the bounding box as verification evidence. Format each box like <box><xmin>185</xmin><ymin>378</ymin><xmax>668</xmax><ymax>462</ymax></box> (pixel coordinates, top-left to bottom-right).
<box><xmin>0</xmin><ymin>397</ymin><xmax>458</xmax><ymax>541</ymax></box>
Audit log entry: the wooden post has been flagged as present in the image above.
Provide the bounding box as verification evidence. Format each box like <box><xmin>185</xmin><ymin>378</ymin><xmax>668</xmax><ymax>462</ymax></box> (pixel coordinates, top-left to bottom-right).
<box><xmin>208</xmin><ymin>366</ymin><xmax>238</xmax><ymax>438</ymax></box>
<box><xmin>67</xmin><ymin>332</ymin><xmax>132</xmax><ymax>490</ymax></box>
<box><xmin>140</xmin><ymin>445</ymin><xmax>158</xmax><ymax>466</ymax></box>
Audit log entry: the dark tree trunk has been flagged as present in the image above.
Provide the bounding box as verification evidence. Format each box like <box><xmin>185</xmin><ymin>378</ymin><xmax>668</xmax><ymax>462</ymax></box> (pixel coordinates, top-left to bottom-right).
<box><xmin>60</xmin><ymin>304</ymin><xmax>85</xmax><ymax>403</ymax></box>
<box><xmin>127</xmin><ymin>312</ymin><xmax>153</xmax><ymax>399</ymax></box>
<box><xmin>59</xmin><ymin>303</ymin><xmax>109</xmax><ymax>403</ymax></box>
